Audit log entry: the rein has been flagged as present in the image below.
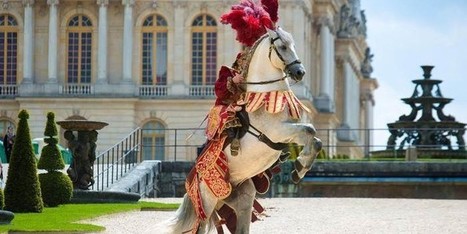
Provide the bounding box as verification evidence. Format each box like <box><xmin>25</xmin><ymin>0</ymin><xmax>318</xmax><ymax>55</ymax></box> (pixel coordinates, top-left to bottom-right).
<box><xmin>247</xmin><ymin>124</ymin><xmax>289</xmax><ymax>151</ymax></box>
<box><xmin>240</xmin><ymin>75</ymin><xmax>287</xmax><ymax>85</ymax></box>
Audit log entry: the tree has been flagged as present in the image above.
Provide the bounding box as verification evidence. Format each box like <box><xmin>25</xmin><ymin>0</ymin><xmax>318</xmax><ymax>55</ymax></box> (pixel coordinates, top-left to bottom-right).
<box><xmin>37</xmin><ymin>112</ymin><xmax>73</xmax><ymax>207</ymax></box>
<box><xmin>4</xmin><ymin>110</ymin><xmax>43</xmax><ymax>212</ymax></box>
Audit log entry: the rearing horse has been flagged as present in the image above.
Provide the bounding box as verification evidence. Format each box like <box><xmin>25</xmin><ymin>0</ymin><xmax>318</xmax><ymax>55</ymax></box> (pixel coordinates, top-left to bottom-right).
<box><xmin>164</xmin><ymin>27</ymin><xmax>322</xmax><ymax>234</ymax></box>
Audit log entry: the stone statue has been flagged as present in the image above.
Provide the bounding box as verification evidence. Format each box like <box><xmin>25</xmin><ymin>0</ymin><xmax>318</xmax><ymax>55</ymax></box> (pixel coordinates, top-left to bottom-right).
<box><xmin>361</xmin><ymin>48</ymin><xmax>374</xmax><ymax>78</ymax></box>
<box><xmin>65</xmin><ymin>130</ymin><xmax>95</xmax><ymax>189</ymax></box>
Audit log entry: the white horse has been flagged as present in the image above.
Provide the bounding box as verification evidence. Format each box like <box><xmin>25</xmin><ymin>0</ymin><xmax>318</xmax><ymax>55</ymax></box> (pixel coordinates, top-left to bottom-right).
<box><xmin>165</xmin><ymin>27</ymin><xmax>322</xmax><ymax>233</ymax></box>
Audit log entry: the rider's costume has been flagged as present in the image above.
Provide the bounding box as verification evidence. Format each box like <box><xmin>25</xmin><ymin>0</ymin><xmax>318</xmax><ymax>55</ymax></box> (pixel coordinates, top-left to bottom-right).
<box><xmin>186</xmin><ymin>1</ymin><xmax>282</xmax><ymax>233</ymax></box>
<box><xmin>205</xmin><ymin>60</ymin><xmax>244</xmax><ymax>144</ymax></box>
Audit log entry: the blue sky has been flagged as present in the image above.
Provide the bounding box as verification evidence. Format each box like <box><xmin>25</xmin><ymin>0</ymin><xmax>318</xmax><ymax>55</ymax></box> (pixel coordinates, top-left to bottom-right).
<box><xmin>361</xmin><ymin>0</ymin><xmax>467</xmax><ymax>148</ymax></box>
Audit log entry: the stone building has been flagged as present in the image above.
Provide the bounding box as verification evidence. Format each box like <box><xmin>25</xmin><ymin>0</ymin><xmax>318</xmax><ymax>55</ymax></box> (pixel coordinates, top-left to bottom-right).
<box><xmin>0</xmin><ymin>0</ymin><xmax>377</xmax><ymax>160</ymax></box>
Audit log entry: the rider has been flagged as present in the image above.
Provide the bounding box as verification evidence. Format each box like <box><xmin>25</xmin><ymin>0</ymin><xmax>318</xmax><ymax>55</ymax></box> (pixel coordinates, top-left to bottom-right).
<box><xmin>206</xmin><ymin>52</ymin><xmax>247</xmax><ymax>156</ymax></box>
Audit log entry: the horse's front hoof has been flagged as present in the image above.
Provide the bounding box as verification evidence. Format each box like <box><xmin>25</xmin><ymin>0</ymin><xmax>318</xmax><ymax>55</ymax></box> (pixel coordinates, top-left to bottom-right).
<box><xmin>291</xmin><ymin>170</ymin><xmax>300</xmax><ymax>184</ymax></box>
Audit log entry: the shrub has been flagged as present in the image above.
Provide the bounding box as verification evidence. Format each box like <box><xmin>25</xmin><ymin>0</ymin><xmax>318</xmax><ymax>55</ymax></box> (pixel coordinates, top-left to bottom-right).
<box><xmin>0</xmin><ymin>189</ymin><xmax>4</xmax><ymax>209</ymax></box>
<box><xmin>39</xmin><ymin>172</ymin><xmax>73</xmax><ymax>207</ymax></box>
<box><xmin>316</xmin><ymin>149</ymin><xmax>327</xmax><ymax>159</ymax></box>
<box><xmin>4</xmin><ymin>110</ymin><xmax>44</xmax><ymax>213</ymax></box>
<box><xmin>37</xmin><ymin>112</ymin><xmax>73</xmax><ymax>207</ymax></box>
<box><xmin>37</xmin><ymin>144</ymin><xmax>65</xmax><ymax>171</ymax></box>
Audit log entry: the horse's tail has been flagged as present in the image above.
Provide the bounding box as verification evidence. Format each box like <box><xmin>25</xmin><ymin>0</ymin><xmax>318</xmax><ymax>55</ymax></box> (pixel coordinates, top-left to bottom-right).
<box><xmin>164</xmin><ymin>193</ymin><xmax>198</xmax><ymax>234</ymax></box>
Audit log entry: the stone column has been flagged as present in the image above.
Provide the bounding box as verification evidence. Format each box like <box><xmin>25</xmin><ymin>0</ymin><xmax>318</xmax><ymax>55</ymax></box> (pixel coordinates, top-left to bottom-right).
<box><xmin>122</xmin><ymin>0</ymin><xmax>134</xmax><ymax>83</ymax></box>
<box><xmin>97</xmin><ymin>0</ymin><xmax>108</xmax><ymax>83</ymax></box>
<box><xmin>337</xmin><ymin>60</ymin><xmax>355</xmax><ymax>141</ymax></box>
<box><xmin>170</xmin><ymin>2</ymin><xmax>186</xmax><ymax>95</ymax></box>
<box><xmin>362</xmin><ymin>91</ymin><xmax>374</xmax><ymax>156</ymax></box>
<box><xmin>314</xmin><ymin>17</ymin><xmax>335</xmax><ymax>112</ymax></box>
<box><xmin>47</xmin><ymin>0</ymin><xmax>58</xmax><ymax>83</ymax></box>
<box><xmin>22</xmin><ymin>0</ymin><xmax>34</xmax><ymax>84</ymax></box>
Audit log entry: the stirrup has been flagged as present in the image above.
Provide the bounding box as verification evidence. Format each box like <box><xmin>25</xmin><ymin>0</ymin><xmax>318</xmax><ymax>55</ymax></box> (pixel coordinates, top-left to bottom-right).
<box><xmin>231</xmin><ymin>138</ymin><xmax>240</xmax><ymax>156</ymax></box>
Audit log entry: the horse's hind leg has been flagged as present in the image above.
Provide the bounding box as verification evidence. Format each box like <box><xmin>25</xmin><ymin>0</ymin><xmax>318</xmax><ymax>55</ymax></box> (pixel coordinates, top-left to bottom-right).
<box><xmin>198</xmin><ymin>181</ymin><xmax>220</xmax><ymax>233</ymax></box>
<box><xmin>223</xmin><ymin>179</ymin><xmax>256</xmax><ymax>234</ymax></box>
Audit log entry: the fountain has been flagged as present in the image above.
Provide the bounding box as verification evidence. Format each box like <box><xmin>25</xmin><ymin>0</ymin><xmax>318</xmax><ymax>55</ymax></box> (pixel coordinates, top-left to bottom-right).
<box><xmin>374</xmin><ymin>66</ymin><xmax>466</xmax><ymax>159</ymax></box>
<box><xmin>57</xmin><ymin>119</ymin><xmax>108</xmax><ymax>189</ymax></box>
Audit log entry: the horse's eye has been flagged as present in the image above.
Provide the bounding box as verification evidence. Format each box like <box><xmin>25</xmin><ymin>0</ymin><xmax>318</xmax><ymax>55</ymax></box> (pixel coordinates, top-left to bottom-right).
<box><xmin>280</xmin><ymin>45</ymin><xmax>287</xmax><ymax>50</ymax></box>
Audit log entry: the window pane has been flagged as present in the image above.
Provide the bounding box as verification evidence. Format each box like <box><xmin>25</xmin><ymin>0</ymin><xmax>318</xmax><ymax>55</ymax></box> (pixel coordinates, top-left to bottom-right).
<box><xmin>205</xmin><ymin>15</ymin><xmax>217</xmax><ymax>26</ymax></box>
<box><xmin>143</xmin><ymin>16</ymin><xmax>153</xmax><ymax>27</ymax></box>
<box><xmin>191</xmin><ymin>32</ymin><xmax>203</xmax><ymax>85</ymax></box>
<box><xmin>156</xmin><ymin>32</ymin><xmax>167</xmax><ymax>85</ymax></box>
<box><xmin>156</xmin><ymin>15</ymin><xmax>167</xmax><ymax>26</ymax></box>
<box><xmin>67</xmin><ymin>32</ymin><xmax>79</xmax><ymax>83</ymax></box>
<box><xmin>142</xmin><ymin>33</ymin><xmax>153</xmax><ymax>85</ymax></box>
<box><xmin>69</xmin><ymin>16</ymin><xmax>79</xmax><ymax>26</ymax></box>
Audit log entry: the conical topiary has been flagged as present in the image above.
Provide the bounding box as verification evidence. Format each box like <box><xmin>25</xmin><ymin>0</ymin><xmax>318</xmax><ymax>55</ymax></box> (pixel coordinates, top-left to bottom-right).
<box><xmin>4</xmin><ymin>110</ymin><xmax>43</xmax><ymax>212</ymax></box>
<box><xmin>38</xmin><ymin>112</ymin><xmax>65</xmax><ymax>170</ymax></box>
<box><xmin>37</xmin><ymin>112</ymin><xmax>72</xmax><ymax>207</ymax></box>
<box><xmin>0</xmin><ymin>188</ymin><xmax>4</xmax><ymax>209</ymax></box>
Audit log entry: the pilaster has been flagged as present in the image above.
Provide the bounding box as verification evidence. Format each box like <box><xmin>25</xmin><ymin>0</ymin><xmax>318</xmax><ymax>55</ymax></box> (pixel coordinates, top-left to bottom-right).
<box><xmin>97</xmin><ymin>0</ymin><xmax>109</xmax><ymax>84</ymax></box>
<box><xmin>122</xmin><ymin>0</ymin><xmax>135</xmax><ymax>84</ymax></box>
<box><xmin>47</xmin><ymin>0</ymin><xmax>58</xmax><ymax>84</ymax></box>
<box><xmin>22</xmin><ymin>0</ymin><xmax>35</xmax><ymax>84</ymax></box>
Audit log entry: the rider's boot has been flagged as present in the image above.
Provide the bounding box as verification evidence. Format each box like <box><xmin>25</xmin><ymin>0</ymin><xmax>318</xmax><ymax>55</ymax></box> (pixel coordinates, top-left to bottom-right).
<box><xmin>231</xmin><ymin>138</ymin><xmax>240</xmax><ymax>156</ymax></box>
<box><xmin>227</xmin><ymin>127</ymin><xmax>240</xmax><ymax>156</ymax></box>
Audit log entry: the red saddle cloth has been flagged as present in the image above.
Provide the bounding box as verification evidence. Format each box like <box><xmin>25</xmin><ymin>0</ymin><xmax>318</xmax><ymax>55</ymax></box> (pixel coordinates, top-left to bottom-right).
<box><xmin>185</xmin><ymin>136</ymin><xmax>232</xmax><ymax>231</ymax></box>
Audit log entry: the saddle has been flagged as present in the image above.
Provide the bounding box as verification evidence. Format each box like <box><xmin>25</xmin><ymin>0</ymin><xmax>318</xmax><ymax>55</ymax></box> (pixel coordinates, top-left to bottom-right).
<box><xmin>223</xmin><ymin>107</ymin><xmax>249</xmax><ymax>150</ymax></box>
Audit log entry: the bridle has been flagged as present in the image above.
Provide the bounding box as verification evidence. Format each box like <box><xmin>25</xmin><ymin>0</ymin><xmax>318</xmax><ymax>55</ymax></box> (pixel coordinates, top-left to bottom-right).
<box><xmin>268</xmin><ymin>35</ymin><xmax>302</xmax><ymax>73</ymax></box>
<box><xmin>242</xmin><ymin>30</ymin><xmax>302</xmax><ymax>85</ymax></box>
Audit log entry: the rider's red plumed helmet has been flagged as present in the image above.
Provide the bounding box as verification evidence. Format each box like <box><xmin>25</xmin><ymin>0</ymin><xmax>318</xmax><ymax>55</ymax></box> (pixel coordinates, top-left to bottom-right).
<box><xmin>220</xmin><ymin>0</ymin><xmax>279</xmax><ymax>47</ymax></box>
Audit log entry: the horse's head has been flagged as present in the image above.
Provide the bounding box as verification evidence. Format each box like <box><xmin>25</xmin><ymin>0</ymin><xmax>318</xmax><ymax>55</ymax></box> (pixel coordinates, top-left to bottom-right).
<box><xmin>267</xmin><ymin>27</ymin><xmax>306</xmax><ymax>82</ymax></box>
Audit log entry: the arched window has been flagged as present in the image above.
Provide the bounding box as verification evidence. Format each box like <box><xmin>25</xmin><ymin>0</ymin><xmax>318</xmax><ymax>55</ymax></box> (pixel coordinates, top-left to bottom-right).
<box><xmin>66</xmin><ymin>15</ymin><xmax>93</xmax><ymax>84</ymax></box>
<box><xmin>191</xmin><ymin>14</ymin><xmax>217</xmax><ymax>88</ymax></box>
<box><xmin>142</xmin><ymin>121</ymin><xmax>165</xmax><ymax>160</ymax></box>
<box><xmin>0</xmin><ymin>15</ymin><xmax>18</xmax><ymax>87</ymax></box>
<box><xmin>142</xmin><ymin>14</ymin><xmax>168</xmax><ymax>87</ymax></box>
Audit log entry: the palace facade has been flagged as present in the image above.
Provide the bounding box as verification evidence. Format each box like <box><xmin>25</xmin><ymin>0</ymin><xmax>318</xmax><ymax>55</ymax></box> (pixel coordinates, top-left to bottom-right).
<box><xmin>0</xmin><ymin>0</ymin><xmax>377</xmax><ymax>160</ymax></box>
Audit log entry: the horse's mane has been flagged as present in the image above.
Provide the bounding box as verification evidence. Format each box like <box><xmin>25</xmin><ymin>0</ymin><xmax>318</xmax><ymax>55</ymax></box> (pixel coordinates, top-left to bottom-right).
<box><xmin>240</xmin><ymin>34</ymin><xmax>269</xmax><ymax>81</ymax></box>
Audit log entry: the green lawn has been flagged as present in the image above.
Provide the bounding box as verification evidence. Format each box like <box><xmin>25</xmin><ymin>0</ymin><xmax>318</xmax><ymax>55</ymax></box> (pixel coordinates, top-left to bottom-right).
<box><xmin>0</xmin><ymin>201</ymin><xmax>179</xmax><ymax>233</ymax></box>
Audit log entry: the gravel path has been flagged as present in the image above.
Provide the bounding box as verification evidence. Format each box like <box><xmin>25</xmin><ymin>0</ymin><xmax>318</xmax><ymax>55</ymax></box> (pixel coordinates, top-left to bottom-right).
<box><xmin>83</xmin><ymin>197</ymin><xmax>467</xmax><ymax>234</ymax></box>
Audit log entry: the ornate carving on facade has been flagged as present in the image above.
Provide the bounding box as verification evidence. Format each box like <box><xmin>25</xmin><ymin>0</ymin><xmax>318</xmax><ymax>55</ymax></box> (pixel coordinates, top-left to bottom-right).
<box><xmin>360</xmin><ymin>91</ymin><xmax>374</xmax><ymax>106</ymax></box>
<box><xmin>337</xmin><ymin>0</ymin><xmax>367</xmax><ymax>38</ymax></box>
<box><xmin>315</xmin><ymin>15</ymin><xmax>335</xmax><ymax>34</ymax></box>
<box><xmin>151</xmin><ymin>0</ymin><xmax>157</xmax><ymax>9</ymax></box>
<box><xmin>47</xmin><ymin>0</ymin><xmax>58</xmax><ymax>6</ymax></box>
<box><xmin>22</xmin><ymin>0</ymin><xmax>34</xmax><ymax>7</ymax></box>
<box><xmin>200</xmin><ymin>2</ymin><xmax>208</xmax><ymax>12</ymax></box>
<box><xmin>2</xmin><ymin>0</ymin><xmax>8</xmax><ymax>10</ymax></box>
<box><xmin>361</xmin><ymin>47</ymin><xmax>374</xmax><ymax>78</ymax></box>
<box><xmin>122</xmin><ymin>0</ymin><xmax>134</xmax><ymax>7</ymax></box>
<box><xmin>360</xmin><ymin>10</ymin><xmax>368</xmax><ymax>37</ymax></box>
<box><xmin>172</xmin><ymin>1</ymin><xmax>187</xmax><ymax>9</ymax></box>
<box><xmin>337</xmin><ymin>4</ymin><xmax>357</xmax><ymax>38</ymax></box>
<box><xmin>96</xmin><ymin>0</ymin><xmax>108</xmax><ymax>6</ymax></box>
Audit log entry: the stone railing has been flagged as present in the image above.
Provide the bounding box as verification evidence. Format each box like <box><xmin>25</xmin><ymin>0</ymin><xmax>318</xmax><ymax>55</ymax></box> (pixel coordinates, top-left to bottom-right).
<box><xmin>60</xmin><ymin>84</ymin><xmax>93</xmax><ymax>95</ymax></box>
<box><xmin>189</xmin><ymin>85</ymin><xmax>215</xmax><ymax>96</ymax></box>
<box><xmin>0</xmin><ymin>84</ymin><xmax>18</xmax><ymax>97</ymax></box>
<box><xmin>139</xmin><ymin>85</ymin><xmax>168</xmax><ymax>97</ymax></box>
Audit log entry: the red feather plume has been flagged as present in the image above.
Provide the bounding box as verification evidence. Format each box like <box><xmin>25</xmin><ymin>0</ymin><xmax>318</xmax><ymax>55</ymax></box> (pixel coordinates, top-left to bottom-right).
<box><xmin>220</xmin><ymin>0</ymin><xmax>275</xmax><ymax>47</ymax></box>
<box><xmin>261</xmin><ymin>0</ymin><xmax>279</xmax><ymax>23</ymax></box>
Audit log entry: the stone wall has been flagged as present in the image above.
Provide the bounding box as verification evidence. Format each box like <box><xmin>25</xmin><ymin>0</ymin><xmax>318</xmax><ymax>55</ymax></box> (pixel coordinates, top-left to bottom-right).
<box><xmin>156</xmin><ymin>161</ymin><xmax>194</xmax><ymax>197</ymax></box>
<box><xmin>154</xmin><ymin>161</ymin><xmax>467</xmax><ymax>199</ymax></box>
